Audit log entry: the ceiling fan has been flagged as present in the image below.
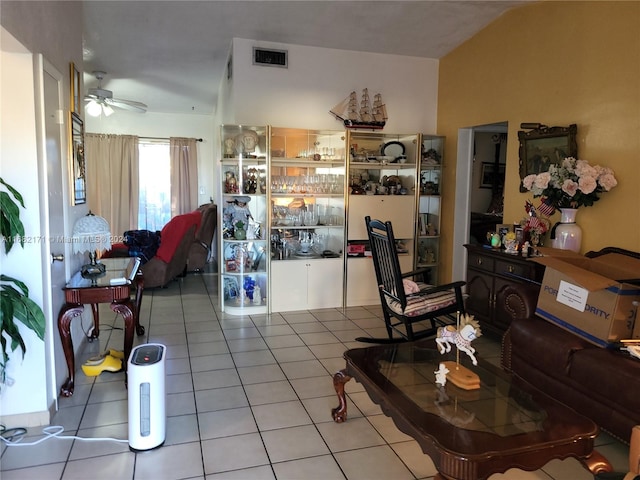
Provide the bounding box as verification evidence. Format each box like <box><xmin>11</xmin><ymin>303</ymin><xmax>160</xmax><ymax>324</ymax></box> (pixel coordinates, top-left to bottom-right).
<box><xmin>84</xmin><ymin>71</ymin><xmax>147</xmax><ymax>117</ymax></box>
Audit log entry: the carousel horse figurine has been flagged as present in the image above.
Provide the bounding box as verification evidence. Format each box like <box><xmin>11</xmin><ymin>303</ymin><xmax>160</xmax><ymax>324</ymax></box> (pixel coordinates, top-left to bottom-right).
<box><xmin>435</xmin><ymin>314</ymin><xmax>482</xmax><ymax>365</ymax></box>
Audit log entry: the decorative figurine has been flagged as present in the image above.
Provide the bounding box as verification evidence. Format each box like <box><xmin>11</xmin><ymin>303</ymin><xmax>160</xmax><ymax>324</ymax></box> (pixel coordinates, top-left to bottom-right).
<box><xmin>224</xmin><ymin>171</ymin><xmax>239</xmax><ymax>193</ymax></box>
<box><xmin>224</xmin><ymin>137</ymin><xmax>237</xmax><ymax>158</ymax></box>
<box><xmin>244</xmin><ymin>167</ymin><xmax>258</xmax><ymax>194</ymax></box>
<box><xmin>436</xmin><ymin>313</ymin><xmax>482</xmax><ymax>366</ymax></box>
<box><xmin>434</xmin><ymin>363</ymin><xmax>449</xmax><ymax>387</ymax></box>
<box><xmin>235</xmin><ymin>130</ymin><xmax>260</xmax><ymax>156</ymax></box>
<box><xmin>223</xmin><ymin>196</ymin><xmax>253</xmax><ymax>239</ymax></box>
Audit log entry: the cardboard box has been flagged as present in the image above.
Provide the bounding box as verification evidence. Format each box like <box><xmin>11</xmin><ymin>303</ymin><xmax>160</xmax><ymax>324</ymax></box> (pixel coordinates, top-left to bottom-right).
<box><xmin>532</xmin><ymin>248</ymin><xmax>640</xmax><ymax>347</ymax></box>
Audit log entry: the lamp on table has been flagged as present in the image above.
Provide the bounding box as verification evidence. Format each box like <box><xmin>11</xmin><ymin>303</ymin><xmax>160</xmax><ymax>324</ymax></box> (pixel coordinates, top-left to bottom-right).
<box><xmin>72</xmin><ymin>212</ymin><xmax>111</xmax><ymax>277</ymax></box>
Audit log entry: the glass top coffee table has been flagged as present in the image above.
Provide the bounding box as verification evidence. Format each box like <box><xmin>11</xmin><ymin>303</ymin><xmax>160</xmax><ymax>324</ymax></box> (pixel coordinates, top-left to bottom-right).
<box><xmin>332</xmin><ymin>340</ymin><xmax>612</xmax><ymax>480</ymax></box>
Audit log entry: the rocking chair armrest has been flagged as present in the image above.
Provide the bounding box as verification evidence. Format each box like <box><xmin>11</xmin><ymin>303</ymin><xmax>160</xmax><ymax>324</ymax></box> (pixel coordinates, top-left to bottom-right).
<box><xmin>406</xmin><ymin>281</ymin><xmax>466</xmax><ymax>297</ymax></box>
<box><xmin>401</xmin><ymin>268</ymin><xmax>432</xmax><ymax>280</ymax></box>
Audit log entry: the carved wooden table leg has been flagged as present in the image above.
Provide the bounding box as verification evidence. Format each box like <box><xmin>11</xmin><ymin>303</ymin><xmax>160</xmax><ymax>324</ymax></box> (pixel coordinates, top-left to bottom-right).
<box><xmin>89</xmin><ymin>303</ymin><xmax>100</xmax><ymax>341</ymax></box>
<box><xmin>582</xmin><ymin>450</ymin><xmax>613</xmax><ymax>474</ymax></box>
<box><xmin>111</xmin><ymin>298</ymin><xmax>135</xmax><ymax>386</ymax></box>
<box><xmin>332</xmin><ymin>369</ymin><xmax>352</xmax><ymax>423</ymax></box>
<box><xmin>58</xmin><ymin>303</ymin><xmax>84</xmax><ymax>397</ymax></box>
<box><xmin>134</xmin><ymin>275</ymin><xmax>145</xmax><ymax>335</ymax></box>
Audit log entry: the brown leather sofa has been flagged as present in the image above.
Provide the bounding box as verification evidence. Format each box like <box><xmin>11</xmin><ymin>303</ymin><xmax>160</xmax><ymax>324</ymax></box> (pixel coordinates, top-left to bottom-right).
<box><xmin>500</xmin><ymin>283</ymin><xmax>640</xmax><ymax>444</ymax></box>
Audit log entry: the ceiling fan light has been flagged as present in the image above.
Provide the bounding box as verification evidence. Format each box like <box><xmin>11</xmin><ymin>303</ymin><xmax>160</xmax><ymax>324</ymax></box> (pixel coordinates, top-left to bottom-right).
<box><xmin>86</xmin><ymin>100</ymin><xmax>102</xmax><ymax>117</ymax></box>
<box><xmin>102</xmin><ymin>104</ymin><xmax>115</xmax><ymax>117</ymax></box>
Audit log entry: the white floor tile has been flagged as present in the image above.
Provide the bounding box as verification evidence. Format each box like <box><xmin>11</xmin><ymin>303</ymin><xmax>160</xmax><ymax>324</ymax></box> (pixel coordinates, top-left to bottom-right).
<box><xmin>3</xmin><ymin>274</ymin><xmax>626</xmax><ymax>480</ymax></box>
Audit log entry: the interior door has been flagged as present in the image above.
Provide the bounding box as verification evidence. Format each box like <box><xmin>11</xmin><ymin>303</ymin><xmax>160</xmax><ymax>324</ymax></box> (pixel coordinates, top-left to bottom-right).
<box><xmin>35</xmin><ymin>56</ymin><xmax>69</xmax><ymax>408</ymax></box>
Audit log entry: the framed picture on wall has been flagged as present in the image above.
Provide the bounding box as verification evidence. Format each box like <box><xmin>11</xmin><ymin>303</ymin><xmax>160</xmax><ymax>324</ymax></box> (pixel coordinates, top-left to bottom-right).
<box><xmin>69</xmin><ymin>112</ymin><xmax>86</xmax><ymax>205</ymax></box>
<box><xmin>479</xmin><ymin>162</ymin><xmax>505</xmax><ymax>189</ymax></box>
<box><xmin>70</xmin><ymin>62</ymin><xmax>81</xmax><ymax>115</ymax></box>
<box><xmin>518</xmin><ymin>124</ymin><xmax>577</xmax><ymax>191</ymax></box>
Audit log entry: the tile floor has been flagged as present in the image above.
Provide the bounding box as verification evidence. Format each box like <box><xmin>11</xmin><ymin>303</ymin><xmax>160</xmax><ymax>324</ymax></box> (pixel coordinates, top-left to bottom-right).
<box><xmin>0</xmin><ymin>269</ymin><xmax>630</xmax><ymax>479</ymax></box>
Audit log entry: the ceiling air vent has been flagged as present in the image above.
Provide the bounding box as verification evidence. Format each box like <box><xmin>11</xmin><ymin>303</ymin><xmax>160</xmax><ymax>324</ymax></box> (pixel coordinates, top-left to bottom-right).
<box><xmin>253</xmin><ymin>48</ymin><xmax>288</xmax><ymax>68</ymax></box>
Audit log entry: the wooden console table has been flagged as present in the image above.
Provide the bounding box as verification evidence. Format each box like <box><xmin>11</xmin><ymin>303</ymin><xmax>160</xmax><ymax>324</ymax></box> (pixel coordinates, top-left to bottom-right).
<box><xmin>57</xmin><ymin>258</ymin><xmax>144</xmax><ymax>397</ymax></box>
<box><xmin>332</xmin><ymin>341</ymin><xmax>612</xmax><ymax>480</ymax></box>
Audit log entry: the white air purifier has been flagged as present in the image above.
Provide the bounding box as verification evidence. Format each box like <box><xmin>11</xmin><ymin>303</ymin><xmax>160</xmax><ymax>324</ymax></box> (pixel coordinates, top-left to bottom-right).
<box><xmin>128</xmin><ymin>343</ymin><xmax>166</xmax><ymax>452</ymax></box>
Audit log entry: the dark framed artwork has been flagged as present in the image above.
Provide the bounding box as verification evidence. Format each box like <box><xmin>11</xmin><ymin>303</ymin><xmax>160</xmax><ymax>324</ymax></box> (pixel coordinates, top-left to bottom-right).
<box><xmin>518</xmin><ymin>124</ymin><xmax>577</xmax><ymax>191</ymax></box>
<box><xmin>69</xmin><ymin>112</ymin><xmax>86</xmax><ymax>205</ymax></box>
<box><xmin>479</xmin><ymin>162</ymin><xmax>506</xmax><ymax>189</ymax></box>
<box><xmin>70</xmin><ymin>62</ymin><xmax>81</xmax><ymax>115</ymax></box>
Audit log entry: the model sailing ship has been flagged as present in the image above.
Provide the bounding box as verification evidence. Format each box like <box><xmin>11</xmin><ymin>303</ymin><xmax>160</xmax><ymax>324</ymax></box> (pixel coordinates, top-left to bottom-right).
<box><xmin>330</xmin><ymin>89</ymin><xmax>387</xmax><ymax>129</ymax></box>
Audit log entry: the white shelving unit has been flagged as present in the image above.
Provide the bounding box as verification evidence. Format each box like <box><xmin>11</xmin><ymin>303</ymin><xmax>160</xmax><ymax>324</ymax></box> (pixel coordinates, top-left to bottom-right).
<box><xmin>268</xmin><ymin>127</ymin><xmax>347</xmax><ymax>312</ymax></box>
<box><xmin>415</xmin><ymin>135</ymin><xmax>444</xmax><ymax>284</ymax></box>
<box><xmin>219</xmin><ymin>125</ymin><xmax>269</xmax><ymax>315</ymax></box>
<box><xmin>344</xmin><ymin>131</ymin><xmax>418</xmax><ymax>306</ymax></box>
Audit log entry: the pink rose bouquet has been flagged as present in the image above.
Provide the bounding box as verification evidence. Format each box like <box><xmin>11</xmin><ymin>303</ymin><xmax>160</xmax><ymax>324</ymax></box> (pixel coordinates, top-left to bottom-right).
<box><xmin>522</xmin><ymin>157</ymin><xmax>617</xmax><ymax>213</ymax></box>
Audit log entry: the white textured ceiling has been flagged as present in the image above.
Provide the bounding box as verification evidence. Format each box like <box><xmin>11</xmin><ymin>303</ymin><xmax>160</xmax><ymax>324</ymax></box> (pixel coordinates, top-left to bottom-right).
<box><xmin>82</xmin><ymin>0</ymin><xmax>528</xmax><ymax>115</ymax></box>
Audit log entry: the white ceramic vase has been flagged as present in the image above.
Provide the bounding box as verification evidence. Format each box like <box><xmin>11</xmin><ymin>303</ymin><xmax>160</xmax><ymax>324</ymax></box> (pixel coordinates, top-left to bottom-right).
<box><xmin>552</xmin><ymin>208</ymin><xmax>582</xmax><ymax>252</ymax></box>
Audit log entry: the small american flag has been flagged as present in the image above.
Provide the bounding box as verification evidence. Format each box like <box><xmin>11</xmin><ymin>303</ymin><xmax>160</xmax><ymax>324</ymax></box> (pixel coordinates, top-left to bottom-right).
<box><xmin>538</xmin><ymin>198</ymin><xmax>556</xmax><ymax>216</ymax></box>
<box><xmin>528</xmin><ymin>216</ymin><xmax>542</xmax><ymax>229</ymax></box>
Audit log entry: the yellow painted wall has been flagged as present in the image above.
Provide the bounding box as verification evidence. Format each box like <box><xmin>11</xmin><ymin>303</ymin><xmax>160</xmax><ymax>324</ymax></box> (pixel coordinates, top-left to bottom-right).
<box><xmin>437</xmin><ymin>1</ymin><xmax>640</xmax><ymax>281</ymax></box>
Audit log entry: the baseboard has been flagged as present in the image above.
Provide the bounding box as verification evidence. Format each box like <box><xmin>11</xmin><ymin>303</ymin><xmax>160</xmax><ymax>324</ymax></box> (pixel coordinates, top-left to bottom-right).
<box><xmin>0</xmin><ymin>408</ymin><xmax>51</xmax><ymax>428</ymax></box>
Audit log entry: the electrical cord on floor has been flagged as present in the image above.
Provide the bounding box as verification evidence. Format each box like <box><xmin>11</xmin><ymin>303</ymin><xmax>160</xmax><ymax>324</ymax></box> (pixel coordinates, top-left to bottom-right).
<box><xmin>0</xmin><ymin>425</ymin><xmax>128</xmax><ymax>446</ymax></box>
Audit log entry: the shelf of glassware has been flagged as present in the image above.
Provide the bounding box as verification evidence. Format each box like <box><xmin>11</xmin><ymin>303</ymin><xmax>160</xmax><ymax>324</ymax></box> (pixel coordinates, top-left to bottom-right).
<box><xmin>269</xmin><ymin>160</ymin><xmax>346</xmax><ymax>311</ymax></box>
<box><xmin>219</xmin><ymin>124</ymin><xmax>270</xmax><ymax>315</ymax></box>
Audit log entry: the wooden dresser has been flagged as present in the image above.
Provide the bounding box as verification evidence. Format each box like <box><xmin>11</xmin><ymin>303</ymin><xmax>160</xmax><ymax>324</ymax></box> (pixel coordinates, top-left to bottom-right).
<box><xmin>464</xmin><ymin>244</ymin><xmax>545</xmax><ymax>336</ymax></box>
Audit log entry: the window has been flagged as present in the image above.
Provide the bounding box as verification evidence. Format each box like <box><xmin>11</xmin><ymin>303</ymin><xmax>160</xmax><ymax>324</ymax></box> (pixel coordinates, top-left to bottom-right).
<box><xmin>138</xmin><ymin>142</ymin><xmax>171</xmax><ymax>231</ymax></box>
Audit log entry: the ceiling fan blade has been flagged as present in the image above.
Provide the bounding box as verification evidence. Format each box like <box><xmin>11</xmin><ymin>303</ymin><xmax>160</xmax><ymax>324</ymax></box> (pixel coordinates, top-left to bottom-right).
<box><xmin>104</xmin><ymin>97</ymin><xmax>148</xmax><ymax>113</ymax></box>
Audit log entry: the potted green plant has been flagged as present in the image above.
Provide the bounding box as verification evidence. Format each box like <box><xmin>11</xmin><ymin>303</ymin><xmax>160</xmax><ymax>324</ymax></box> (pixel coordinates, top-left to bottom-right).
<box><xmin>0</xmin><ymin>177</ymin><xmax>45</xmax><ymax>386</ymax></box>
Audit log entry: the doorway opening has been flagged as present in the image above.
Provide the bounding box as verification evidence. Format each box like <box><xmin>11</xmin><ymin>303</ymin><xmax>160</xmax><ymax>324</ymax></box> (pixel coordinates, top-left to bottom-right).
<box><xmin>452</xmin><ymin>122</ymin><xmax>508</xmax><ymax>281</ymax></box>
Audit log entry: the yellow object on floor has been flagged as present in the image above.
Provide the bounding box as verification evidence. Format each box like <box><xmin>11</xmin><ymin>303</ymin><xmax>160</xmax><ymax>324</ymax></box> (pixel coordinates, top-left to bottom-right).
<box><xmin>108</xmin><ymin>349</ymin><xmax>124</xmax><ymax>360</ymax></box>
<box><xmin>81</xmin><ymin>353</ymin><xmax>123</xmax><ymax>376</ymax></box>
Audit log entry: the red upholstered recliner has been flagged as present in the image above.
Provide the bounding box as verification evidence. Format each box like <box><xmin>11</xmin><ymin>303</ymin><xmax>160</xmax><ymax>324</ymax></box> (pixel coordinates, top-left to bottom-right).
<box><xmin>141</xmin><ymin>211</ymin><xmax>201</xmax><ymax>288</ymax></box>
<box><xmin>187</xmin><ymin>203</ymin><xmax>217</xmax><ymax>272</ymax></box>
<box><xmin>105</xmin><ymin>211</ymin><xmax>202</xmax><ymax>288</ymax></box>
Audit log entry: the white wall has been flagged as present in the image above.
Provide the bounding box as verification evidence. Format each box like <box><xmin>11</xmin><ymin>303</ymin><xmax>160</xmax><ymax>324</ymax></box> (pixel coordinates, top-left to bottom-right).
<box><xmin>1</xmin><ymin>2</ymin><xmax>87</xmax><ymax>423</ymax></box>
<box><xmin>0</xmin><ymin>44</ymin><xmax>48</xmax><ymax>419</ymax></box>
<box><xmin>226</xmin><ymin>38</ymin><xmax>440</xmax><ymax>133</ymax></box>
<box><xmin>85</xmin><ymin>112</ymin><xmax>217</xmax><ymax>207</ymax></box>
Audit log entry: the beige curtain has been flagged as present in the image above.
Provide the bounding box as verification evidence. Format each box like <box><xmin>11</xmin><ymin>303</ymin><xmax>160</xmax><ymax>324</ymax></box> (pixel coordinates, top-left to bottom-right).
<box><xmin>170</xmin><ymin>137</ymin><xmax>198</xmax><ymax>215</ymax></box>
<box><xmin>85</xmin><ymin>134</ymin><xmax>139</xmax><ymax>235</ymax></box>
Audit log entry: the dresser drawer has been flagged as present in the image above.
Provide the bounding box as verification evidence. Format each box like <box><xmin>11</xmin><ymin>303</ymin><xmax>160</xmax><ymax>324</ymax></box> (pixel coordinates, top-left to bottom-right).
<box><xmin>468</xmin><ymin>252</ymin><xmax>495</xmax><ymax>272</ymax></box>
<box><xmin>495</xmin><ymin>258</ymin><xmax>535</xmax><ymax>279</ymax></box>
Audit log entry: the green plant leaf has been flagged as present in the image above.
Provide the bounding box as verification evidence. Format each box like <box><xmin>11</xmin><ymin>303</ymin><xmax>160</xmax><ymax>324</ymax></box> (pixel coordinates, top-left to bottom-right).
<box><xmin>0</xmin><ymin>191</ymin><xmax>25</xmax><ymax>253</ymax></box>
<box><xmin>1</xmin><ymin>274</ymin><xmax>29</xmax><ymax>296</ymax></box>
<box><xmin>1</xmin><ymin>314</ymin><xmax>27</xmax><ymax>358</ymax></box>
<box><xmin>0</xmin><ymin>177</ymin><xmax>25</xmax><ymax>208</ymax></box>
<box><xmin>12</xmin><ymin>296</ymin><xmax>45</xmax><ymax>340</ymax></box>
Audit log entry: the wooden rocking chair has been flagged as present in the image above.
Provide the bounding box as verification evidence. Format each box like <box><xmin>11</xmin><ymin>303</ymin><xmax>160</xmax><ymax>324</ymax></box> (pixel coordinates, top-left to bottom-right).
<box><xmin>360</xmin><ymin>216</ymin><xmax>466</xmax><ymax>343</ymax></box>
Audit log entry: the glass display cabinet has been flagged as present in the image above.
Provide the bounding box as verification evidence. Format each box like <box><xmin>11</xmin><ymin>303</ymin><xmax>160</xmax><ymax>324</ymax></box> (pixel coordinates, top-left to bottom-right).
<box><xmin>345</xmin><ymin>131</ymin><xmax>418</xmax><ymax>306</ymax></box>
<box><xmin>269</xmin><ymin>127</ymin><xmax>346</xmax><ymax>312</ymax></box>
<box><xmin>219</xmin><ymin>125</ymin><xmax>269</xmax><ymax>315</ymax></box>
<box><xmin>415</xmin><ymin>134</ymin><xmax>444</xmax><ymax>284</ymax></box>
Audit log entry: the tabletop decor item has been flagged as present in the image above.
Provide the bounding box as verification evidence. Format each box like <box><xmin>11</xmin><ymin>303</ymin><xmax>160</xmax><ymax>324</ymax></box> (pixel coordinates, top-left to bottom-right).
<box><xmin>522</xmin><ymin>157</ymin><xmax>618</xmax><ymax>213</ymax></box>
<box><xmin>523</xmin><ymin>200</ymin><xmax>549</xmax><ymax>254</ymax></box>
<box><xmin>522</xmin><ymin>157</ymin><xmax>617</xmax><ymax>252</ymax></box>
<box><xmin>435</xmin><ymin>312</ymin><xmax>482</xmax><ymax>390</ymax></box>
<box><xmin>72</xmin><ymin>212</ymin><xmax>112</xmax><ymax>276</ymax></box>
